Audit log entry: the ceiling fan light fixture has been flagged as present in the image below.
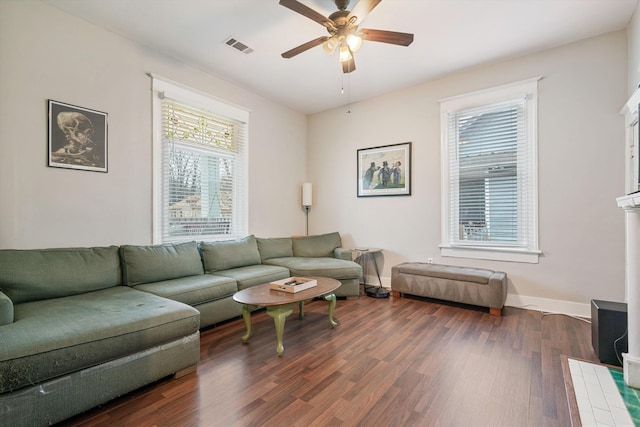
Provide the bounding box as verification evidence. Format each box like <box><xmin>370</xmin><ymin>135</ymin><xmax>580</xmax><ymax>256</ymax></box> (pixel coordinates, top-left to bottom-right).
<box><xmin>338</xmin><ymin>43</ymin><xmax>352</xmax><ymax>62</ymax></box>
<box><xmin>279</xmin><ymin>0</ymin><xmax>414</xmax><ymax>74</ymax></box>
<box><xmin>322</xmin><ymin>37</ymin><xmax>338</xmax><ymax>55</ymax></box>
<box><xmin>346</xmin><ymin>33</ymin><xmax>362</xmax><ymax>52</ymax></box>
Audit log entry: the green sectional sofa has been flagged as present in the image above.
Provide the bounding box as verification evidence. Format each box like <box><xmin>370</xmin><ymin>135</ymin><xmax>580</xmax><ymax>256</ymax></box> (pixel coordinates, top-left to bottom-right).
<box><xmin>0</xmin><ymin>232</ymin><xmax>360</xmax><ymax>426</ymax></box>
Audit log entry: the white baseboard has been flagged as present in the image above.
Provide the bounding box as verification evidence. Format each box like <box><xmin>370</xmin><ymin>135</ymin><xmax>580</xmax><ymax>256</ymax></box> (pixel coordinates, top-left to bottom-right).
<box><xmin>381</xmin><ymin>276</ymin><xmax>591</xmax><ymax>319</ymax></box>
<box><xmin>381</xmin><ymin>276</ymin><xmax>391</xmax><ymax>289</ymax></box>
<box><xmin>505</xmin><ymin>294</ymin><xmax>591</xmax><ymax>319</ymax></box>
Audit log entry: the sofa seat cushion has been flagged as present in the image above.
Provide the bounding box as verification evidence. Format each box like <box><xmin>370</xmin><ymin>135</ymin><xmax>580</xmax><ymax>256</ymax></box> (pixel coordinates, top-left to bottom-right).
<box><xmin>264</xmin><ymin>257</ymin><xmax>361</xmax><ymax>280</ymax></box>
<box><xmin>393</xmin><ymin>263</ymin><xmax>494</xmax><ymax>285</ymax></box>
<box><xmin>214</xmin><ymin>264</ymin><xmax>290</xmax><ymax>291</ymax></box>
<box><xmin>133</xmin><ymin>274</ymin><xmax>237</xmax><ymax>306</ymax></box>
<box><xmin>0</xmin><ymin>286</ymin><xmax>199</xmax><ymax>394</ymax></box>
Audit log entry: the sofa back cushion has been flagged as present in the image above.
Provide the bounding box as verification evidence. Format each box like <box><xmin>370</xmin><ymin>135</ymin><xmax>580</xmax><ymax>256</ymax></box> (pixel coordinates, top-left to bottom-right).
<box><xmin>0</xmin><ymin>246</ymin><xmax>121</xmax><ymax>304</ymax></box>
<box><xmin>120</xmin><ymin>241</ymin><xmax>203</xmax><ymax>286</ymax></box>
<box><xmin>292</xmin><ymin>232</ymin><xmax>342</xmax><ymax>258</ymax></box>
<box><xmin>256</xmin><ymin>237</ymin><xmax>293</xmax><ymax>262</ymax></box>
<box><xmin>201</xmin><ymin>235</ymin><xmax>261</xmax><ymax>273</ymax></box>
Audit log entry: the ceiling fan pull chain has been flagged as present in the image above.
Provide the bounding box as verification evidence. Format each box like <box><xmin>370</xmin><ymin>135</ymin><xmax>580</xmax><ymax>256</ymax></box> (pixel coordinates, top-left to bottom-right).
<box><xmin>345</xmin><ymin>72</ymin><xmax>352</xmax><ymax>114</ymax></box>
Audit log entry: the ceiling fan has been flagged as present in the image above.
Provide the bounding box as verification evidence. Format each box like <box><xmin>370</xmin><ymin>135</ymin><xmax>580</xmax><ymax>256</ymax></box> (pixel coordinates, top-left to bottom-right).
<box><xmin>279</xmin><ymin>0</ymin><xmax>414</xmax><ymax>73</ymax></box>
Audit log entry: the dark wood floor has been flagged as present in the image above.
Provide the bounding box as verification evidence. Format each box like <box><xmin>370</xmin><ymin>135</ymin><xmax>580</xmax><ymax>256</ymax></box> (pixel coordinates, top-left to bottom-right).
<box><xmin>59</xmin><ymin>291</ymin><xmax>598</xmax><ymax>427</ymax></box>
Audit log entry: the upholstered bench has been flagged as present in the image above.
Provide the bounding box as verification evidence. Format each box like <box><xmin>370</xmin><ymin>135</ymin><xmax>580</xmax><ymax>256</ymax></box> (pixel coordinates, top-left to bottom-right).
<box><xmin>390</xmin><ymin>262</ymin><xmax>507</xmax><ymax>316</ymax></box>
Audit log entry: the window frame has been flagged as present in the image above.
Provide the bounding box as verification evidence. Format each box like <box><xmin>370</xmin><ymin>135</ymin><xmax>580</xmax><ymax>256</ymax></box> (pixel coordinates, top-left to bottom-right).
<box><xmin>439</xmin><ymin>77</ymin><xmax>541</xmax><ymax>263</ymax></box>
<box><xmin>151</xmin><ymin>75</ymin><xmax>249</xmax><ymax>244</ymax></box>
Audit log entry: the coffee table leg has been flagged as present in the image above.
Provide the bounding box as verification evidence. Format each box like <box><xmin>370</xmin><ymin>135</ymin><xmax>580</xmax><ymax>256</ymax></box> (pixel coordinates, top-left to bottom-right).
<box><xmin>323</xmin><ymin>293</ymin><xmax>338</xmax><ymax>328</ymax></box>
<box><xmin>266</xmin><ymin>304</ymin><xmax>293</xmax><ymax>356</ymax></box>
<box><xmin>298</xmin><ymin>301</ymin><xmax>304</xmax><ymax>319</ymax></box>
<box><xmin>241</xmin><ymin>304</ymin><xmax>256</xmax><ymax>343</ymax></box>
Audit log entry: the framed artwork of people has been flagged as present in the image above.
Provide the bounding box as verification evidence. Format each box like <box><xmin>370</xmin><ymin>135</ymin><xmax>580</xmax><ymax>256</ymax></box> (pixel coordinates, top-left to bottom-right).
<box><xmin>357</xmin><ymin>142</ymin><xmax>411</xmax><ymax>197</ymax></box>
<box><xmin>48</xmin><ymin>100</ymin><xmax>108</xmax><ymax>172</ymax></box>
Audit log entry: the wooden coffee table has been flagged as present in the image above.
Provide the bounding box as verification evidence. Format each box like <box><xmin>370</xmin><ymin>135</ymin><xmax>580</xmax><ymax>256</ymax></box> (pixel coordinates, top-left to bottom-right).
<box><xmin>232</xmin><ymin>277</ymin><xmax>340</xmax><ymax>356</ymax></box>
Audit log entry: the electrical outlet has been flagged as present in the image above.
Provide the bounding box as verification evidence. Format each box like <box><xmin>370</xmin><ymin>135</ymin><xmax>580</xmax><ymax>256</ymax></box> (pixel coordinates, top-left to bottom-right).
<box><xmin>427</xmin><ymin>257</ymin><xmax>433</xmax><ymax>264</ymax></box>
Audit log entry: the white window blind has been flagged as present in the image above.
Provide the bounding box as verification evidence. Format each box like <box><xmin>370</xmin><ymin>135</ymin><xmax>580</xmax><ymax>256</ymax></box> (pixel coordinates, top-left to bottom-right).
<box><xmin>440</xmin><ymin>78</ymin><xmax>539</xmax><ymax>263</ymax></box>
<box><xmin>450</xmin><ymin>99</ymin><xmax>526</xmax><ymax>245</ymax></box>
<box><xmin>152</xmin><ymin>77</ymin><xmax>248</xmax><ymax>243</ymax></box>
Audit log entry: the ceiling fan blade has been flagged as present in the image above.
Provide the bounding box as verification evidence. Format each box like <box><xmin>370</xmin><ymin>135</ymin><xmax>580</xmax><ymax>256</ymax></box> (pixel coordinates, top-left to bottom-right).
<box><xmin>360</xmin><ymin>28</ymin><xmax>414</xmax><ymax>46</ymax></box>
<box><xmin>342</xmin><ymin>56</ymin><xmax>356</xmax><ymax>73</ymax></box>
<box><xmin>347</xmin><ymin>0</ymin><xmax>382</xmax><ymax>26</ymax></box>
<box><xmin>282</xmin><ymin>36</ymin><xmax>329</xmax><ymax>58</ymax></box>
<box><xmin>279</xmin><ymin>0</ymin><xmax>335</xmax><ymax>28</ymax></box>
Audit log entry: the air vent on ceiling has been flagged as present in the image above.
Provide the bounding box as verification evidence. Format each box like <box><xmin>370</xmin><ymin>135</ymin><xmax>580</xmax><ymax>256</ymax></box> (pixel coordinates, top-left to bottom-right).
<box><xmin>223</xmin><ymin>37</ymin><xmax>254</xmax><ymax>54</ymax></box>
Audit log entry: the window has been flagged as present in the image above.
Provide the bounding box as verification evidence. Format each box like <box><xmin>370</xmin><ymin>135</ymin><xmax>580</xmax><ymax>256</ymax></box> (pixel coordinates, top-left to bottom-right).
<box><xmin>440</xmin><ymin>78</ymin><xmax>540</xmax><ymax>263</ymax></box>
<box><xmin>152</xmin><ymin>76</ymin><xmax>248</xmax><ymax>243</ymax></box>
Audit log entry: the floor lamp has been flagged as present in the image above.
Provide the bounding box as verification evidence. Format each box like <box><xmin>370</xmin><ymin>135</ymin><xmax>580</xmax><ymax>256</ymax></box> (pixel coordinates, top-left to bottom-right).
<box><xmin>302</xmin><ymin>183</ymin><xmax>312</xmax><ymax>236</ymax></box>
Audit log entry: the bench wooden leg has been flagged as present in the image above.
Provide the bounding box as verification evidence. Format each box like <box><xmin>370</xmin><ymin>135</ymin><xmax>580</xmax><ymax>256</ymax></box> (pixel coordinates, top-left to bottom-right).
<box><xmin>391</xmin><ymin>291</ymin><xmax>401</xmax><ymax>298</ymax></box>
<box><xmin>489</xmin><ymin>307</ymin><xmax>502</xmax><ymax>316</ymax></box>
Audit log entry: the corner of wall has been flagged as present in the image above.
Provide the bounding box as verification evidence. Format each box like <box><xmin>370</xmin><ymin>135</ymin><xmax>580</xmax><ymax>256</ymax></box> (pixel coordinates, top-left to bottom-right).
<box><xmin>628</xmin><ymin>3</ymin><xmax>640</xmax><ymax>95</ymax></box>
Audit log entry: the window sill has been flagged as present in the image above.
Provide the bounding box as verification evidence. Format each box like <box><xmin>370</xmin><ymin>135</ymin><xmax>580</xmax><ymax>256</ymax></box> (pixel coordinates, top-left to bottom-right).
<box><xmin>439</xmin><ymin>245</ymin><xmax>540</xmax><ymax>264</ymax></box>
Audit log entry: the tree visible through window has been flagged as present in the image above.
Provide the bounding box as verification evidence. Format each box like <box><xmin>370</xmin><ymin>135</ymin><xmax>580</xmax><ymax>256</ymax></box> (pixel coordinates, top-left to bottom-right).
<box><xmin>152</xmin><ymin>77</ymin><xmax>248</xmax><ymax>243</ymax></box>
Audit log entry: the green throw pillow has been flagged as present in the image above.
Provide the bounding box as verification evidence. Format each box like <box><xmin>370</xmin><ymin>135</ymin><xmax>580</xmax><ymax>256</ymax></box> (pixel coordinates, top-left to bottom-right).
<box><xmin>256</xmin><ymin>237</ymin><xmax>293</xmax><ymax>261</ymax></box>
<box><xmin>201</xmin><ymin>235</ymin><xmax>262</xmax><ymax>272</ymax></box>
<box><xmin>0</xmin><ymin>246</ymin><xmax>121</xmax><ymax>304</ymax></box>
<box><xmin>120</xmin><ymin>241</ymin><xmax>203</xmax><ymax>286</ymax></box>
<box><xmin>292</xmin><ymin>232</ymin><xmax>342</xmax><ymax>258</ymax></box>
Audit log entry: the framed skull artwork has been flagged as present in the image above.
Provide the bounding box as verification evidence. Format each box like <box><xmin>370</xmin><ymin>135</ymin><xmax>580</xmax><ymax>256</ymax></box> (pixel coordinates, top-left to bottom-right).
<box><xmin>48</xmin><ymin>100</ymin><xmax>108</xmax><ymax>172</ymax></box>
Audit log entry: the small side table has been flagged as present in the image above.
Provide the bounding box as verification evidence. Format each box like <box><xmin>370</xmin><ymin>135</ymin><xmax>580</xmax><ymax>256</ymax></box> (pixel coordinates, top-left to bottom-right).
<box><xmin>352</xmin><ymin>248</ymin><xmax>388</xmax><ymax>298</ymax></box>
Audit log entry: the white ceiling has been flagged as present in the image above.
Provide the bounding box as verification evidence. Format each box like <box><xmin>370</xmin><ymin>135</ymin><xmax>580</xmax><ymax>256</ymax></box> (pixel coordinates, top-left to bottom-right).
<box><xmin>43</xmin><ymin>0</ymin><xmax>638</xmax><ymax>114</ymax></box>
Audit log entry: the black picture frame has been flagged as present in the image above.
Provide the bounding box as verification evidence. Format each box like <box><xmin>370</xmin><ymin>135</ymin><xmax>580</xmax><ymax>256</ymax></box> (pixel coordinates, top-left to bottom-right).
<box><xmin>48</xmin><ymin>100</ymin><xmax>108</xmax><ymax>172</ymax></box>
<box><xmin>357</xmin><ymin>142</ymin><xmax>411</xmax><ymax>197</ymax></box>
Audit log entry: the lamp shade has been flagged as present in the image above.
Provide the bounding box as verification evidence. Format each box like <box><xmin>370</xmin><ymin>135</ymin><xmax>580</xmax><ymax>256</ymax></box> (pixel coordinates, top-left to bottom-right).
<box><xmin>302</xmin><ymin>183</ymin><xmax>312</xmax><ymax>207</ymax></box>
<box><xmin>322</xmin><ymin>37</ymin><xmax>338</xmax><ymax>55</ymax></box>
<box><xmin>346</xmin><ymin>33</ymin><xmax>362</xmax><ymax>52</ymax></box>
<box><xmin>338</xmin><ymin>44</ymin><xmax>352</xmax><ymax>63</ymax></box>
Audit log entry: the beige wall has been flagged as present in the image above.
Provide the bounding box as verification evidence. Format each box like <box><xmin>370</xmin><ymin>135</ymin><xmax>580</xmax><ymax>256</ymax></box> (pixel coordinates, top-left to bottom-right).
<box><xmin>0</xmin><ymin>1</ymin><xmax>308</xmax><ymax>248</ymax></box>
<box><xmin>0</xmin><ymin>1</ymin><xmax>630</xmax><ymax>312</ymax></box>
<box><xmin>308</xmin><ymin>31</ymin><xmax>627</xmax><ymax>312</ymax></box>
<box><xmin>628</xmin><ymin>2</ymin><xmax>640</xmax><ymax>95</ymax></box>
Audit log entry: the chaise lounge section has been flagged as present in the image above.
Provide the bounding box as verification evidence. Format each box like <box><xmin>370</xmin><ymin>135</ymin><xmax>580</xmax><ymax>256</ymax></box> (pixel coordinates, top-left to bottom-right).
<box><xmin>0</xmin><ymin>246</ymin><xmax>200</xmax><ymax>427</ymax></box>
<box><xmin>258</xmin><ymin>233</ymin><xmax>361</xmax><ymax>298</ymax></box>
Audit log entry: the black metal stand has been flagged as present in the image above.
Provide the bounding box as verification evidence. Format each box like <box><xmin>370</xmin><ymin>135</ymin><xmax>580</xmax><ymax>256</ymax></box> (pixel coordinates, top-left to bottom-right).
<box><xmin>355</xmin><ymin>249</ymin><xmax>388</xmax><ymax>298</ymax></box>
<box><xmin>304</xmin><ymin>205</ymin><xmax>310</xmax><ymax>236</ymax></box>
<box><xmin>365</xmin><ymin>285</ymin><xmax>389</xmax><ymax>298</ymax></box>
